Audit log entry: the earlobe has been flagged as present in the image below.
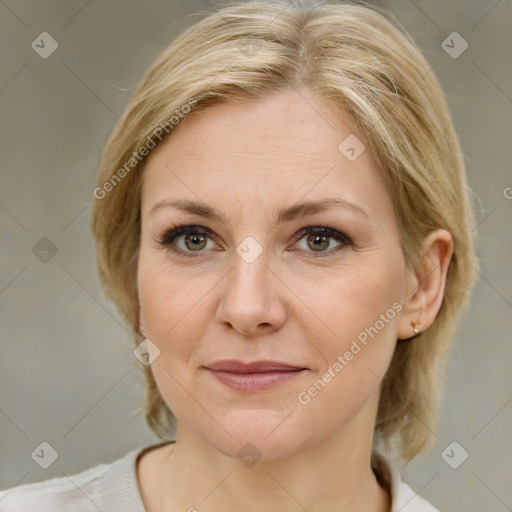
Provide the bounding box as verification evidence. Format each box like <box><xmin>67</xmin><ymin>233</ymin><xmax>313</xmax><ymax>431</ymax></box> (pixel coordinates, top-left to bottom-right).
<box><xmin>397</xmin><ymin>229</ymin><xmax>454</xmax><ymax>340</ymax></box>
<box><xmin>410</xmin><ymin>320</ymin><xmax>421</xmax><ymax>337</ymax></box>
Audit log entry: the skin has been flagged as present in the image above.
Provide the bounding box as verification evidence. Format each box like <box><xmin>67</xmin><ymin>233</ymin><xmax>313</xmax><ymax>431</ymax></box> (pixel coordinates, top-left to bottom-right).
<box><xmin>135</xmin><ymin>89</ymin><xmax>453</xmax><ymax>512</ymax></box>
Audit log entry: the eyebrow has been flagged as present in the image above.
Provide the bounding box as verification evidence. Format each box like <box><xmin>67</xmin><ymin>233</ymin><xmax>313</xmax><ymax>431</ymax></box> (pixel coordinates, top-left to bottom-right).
<box><xmin>150</xmin><ymin>197</ymin><xmax>370</xmax><ymax>224</ymax></box>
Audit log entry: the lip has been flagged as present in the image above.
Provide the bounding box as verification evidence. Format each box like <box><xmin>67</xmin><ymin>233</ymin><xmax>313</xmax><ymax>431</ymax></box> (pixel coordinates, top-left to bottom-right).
<box><xmin>204</xmin><ymin>359</ymin><xmax>306</xmax><ymax>373</ymax></box>
<box><xmin>203</xmin><ymin>360</ymin><xmax>307</xmax><ymax>392</ymax></box>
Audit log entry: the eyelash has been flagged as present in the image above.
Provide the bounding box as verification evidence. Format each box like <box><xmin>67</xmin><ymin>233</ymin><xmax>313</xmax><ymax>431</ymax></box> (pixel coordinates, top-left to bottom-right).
<box><xmin>155</xmin><ymin>222</ymin><xmax>353</xmax><ymax>259</ymax></box>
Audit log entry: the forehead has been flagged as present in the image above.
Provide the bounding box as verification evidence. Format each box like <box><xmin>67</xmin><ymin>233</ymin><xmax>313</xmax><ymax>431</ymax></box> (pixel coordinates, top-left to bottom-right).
<box><xmin>142</xmin><ymin>90</ymin><xmax>390</xmax><ymax>222</ymax></box>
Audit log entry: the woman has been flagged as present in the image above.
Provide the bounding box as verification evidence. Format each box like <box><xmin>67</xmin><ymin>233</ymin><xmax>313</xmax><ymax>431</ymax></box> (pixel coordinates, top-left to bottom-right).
<box><xmin>0</xmin><ymin>0</ymin><xmax>478</xmax><ymax>510</ymax></box>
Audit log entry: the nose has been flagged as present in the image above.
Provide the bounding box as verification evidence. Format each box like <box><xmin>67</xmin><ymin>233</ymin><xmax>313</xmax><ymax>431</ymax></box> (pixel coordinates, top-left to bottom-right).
<box><xmin>215</xmin><ymin>245</ymin><xmax>287</xmax><ymax>337</ymax></box>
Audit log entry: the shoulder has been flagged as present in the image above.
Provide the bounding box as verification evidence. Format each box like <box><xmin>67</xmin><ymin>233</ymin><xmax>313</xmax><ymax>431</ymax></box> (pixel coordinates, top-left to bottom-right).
<box><xmin>0</xmin><ymin>462</ymin><xmax>110</xmax><ymax>512</ymax></box>
<box><xmin>0</xmin><ymin>440</ymin><xmax>164</xmax><ymax>512</ymax></box>
<box><xmin>0</xmin><ymin>442</ymin><xmax>170</xmax><ymax>512</ymax></box>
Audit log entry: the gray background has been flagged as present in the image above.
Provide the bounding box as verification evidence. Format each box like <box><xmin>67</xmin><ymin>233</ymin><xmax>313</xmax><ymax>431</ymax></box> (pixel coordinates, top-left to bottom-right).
<box><xmin>1</xmin><ymin>0</ymin><xmax>511</xmax><ymax>510</ymax></box>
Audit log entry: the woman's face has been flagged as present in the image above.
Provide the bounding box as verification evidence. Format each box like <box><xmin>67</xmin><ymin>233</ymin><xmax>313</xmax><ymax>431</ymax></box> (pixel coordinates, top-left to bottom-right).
<box><xmin>137</xmin><ymin>90</ymin><xmax>413</xmax><ymax>459</ymax></box>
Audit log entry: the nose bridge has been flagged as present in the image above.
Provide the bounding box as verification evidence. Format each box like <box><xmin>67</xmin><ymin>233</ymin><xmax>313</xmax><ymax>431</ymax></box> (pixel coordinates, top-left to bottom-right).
<box><xmin>229</xmin><ymin>236</ymin><xmax>271</xmax><ymax>301</ymax></box>
<box><xmin>216</xmin><ymin>235</ymin><xmax>286</xmax><ymax>335</ymax></box>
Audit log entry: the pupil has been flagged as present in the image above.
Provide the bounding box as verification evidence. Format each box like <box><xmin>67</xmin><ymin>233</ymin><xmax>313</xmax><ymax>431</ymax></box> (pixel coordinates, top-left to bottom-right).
<box><xmin>309</xmin><ymin>234</ymin><xmax>329</xmax><ymax>251</ymax></box>
<box><xmin>186</xmin><ymin>234</ymin><xmax>206</xmax><ymax>251</ymax></box>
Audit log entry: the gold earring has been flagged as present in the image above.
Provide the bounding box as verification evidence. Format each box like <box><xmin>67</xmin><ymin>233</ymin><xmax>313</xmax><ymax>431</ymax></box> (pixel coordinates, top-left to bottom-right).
<box><xmin>410</xmin><ymin>321</ymin><xmax>421</xmax><ymax>336</ymax></box>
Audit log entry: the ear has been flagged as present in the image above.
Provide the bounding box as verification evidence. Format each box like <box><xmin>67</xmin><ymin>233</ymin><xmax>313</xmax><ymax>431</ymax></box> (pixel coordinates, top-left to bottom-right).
<box><xmin>397</xmin><ymin>229</ymin><xmax>454</xmax><ymax>339</ymax></box>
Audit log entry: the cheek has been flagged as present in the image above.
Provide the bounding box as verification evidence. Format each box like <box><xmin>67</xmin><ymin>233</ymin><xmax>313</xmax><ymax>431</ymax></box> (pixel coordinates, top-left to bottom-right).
<box><xmin>300</xmin><ymin>256</ymin><xmax>402</xmax><ymax>336</ymax></box>
<box><xmin>137</xmin><ymin>259</ymin><xmax>204</xmax><ymax>421</ymax></box>
<box><xmin>137</xmin><ymin>252</ymin><xmax>220</xmax><ymax>375</ymax></box>
<box><xmin>138</xmin><ymin>252</ymin><xmax>203</xmax><ymax>332</ymax></box>
<box><xmin>294</xmin><ymin>256</ymin><xmax>403</xmax><ymax>388</ymax></box>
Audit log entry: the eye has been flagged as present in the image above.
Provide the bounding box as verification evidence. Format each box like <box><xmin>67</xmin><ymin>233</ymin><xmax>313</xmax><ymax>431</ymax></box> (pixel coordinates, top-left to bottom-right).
<box><xmin>290</xmin><ymin>225</ymin><xmax>353</xmax><ymax>258</ymax></box>
<box><xmin>155</xmin><ymin>223</ymin><xmax>353</xmax><ymax>258</ymax></box>
<box><xmin>155</xmin><ymin>223</ymin><xmax>217</xmax><ymax>258</ymax></box>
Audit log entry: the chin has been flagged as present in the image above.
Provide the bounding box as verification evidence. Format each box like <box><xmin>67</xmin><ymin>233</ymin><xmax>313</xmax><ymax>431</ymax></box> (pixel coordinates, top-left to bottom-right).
<box><xmin>198</xmin><ymin>409</ymin><xmax>312</xmax><ymax>463</ymax></box>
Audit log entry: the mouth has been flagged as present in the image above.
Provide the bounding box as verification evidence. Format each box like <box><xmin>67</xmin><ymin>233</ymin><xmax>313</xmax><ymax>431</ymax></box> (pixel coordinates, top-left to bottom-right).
<box><xmin>203</xmin><ymin>360</ymin><xmax>308</xmax><ymax>392</ymax></box>
<box><xmin>204</xmin><ymin>359</ymin><xmax>307</xmax><ymax>372</ymax></box>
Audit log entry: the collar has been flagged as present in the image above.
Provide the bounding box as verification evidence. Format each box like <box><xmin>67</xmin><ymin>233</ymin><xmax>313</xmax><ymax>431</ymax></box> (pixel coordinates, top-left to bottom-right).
<box><xmin>372</xmin><ymin>451</ymin><xmax>440</xmax><ymax>511</ymax></box>
<box><xmin>102</xmin><ymin>441</ymin><xmax>438</xmax><ymax>512</ymax></box>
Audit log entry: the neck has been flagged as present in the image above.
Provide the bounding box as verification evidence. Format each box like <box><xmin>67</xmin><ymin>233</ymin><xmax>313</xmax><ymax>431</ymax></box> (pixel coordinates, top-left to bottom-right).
<box><xmin>155</xmin><ymin>399</ymin><xmax>391</xmax><ymax>511</ymax></box>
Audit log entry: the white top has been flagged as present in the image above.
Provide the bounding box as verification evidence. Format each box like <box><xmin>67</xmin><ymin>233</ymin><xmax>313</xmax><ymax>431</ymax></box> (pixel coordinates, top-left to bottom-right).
<box><xmin>0</xmin><ymin>441</ymin><xmax>441</xmax><ymax>511</ymax></box>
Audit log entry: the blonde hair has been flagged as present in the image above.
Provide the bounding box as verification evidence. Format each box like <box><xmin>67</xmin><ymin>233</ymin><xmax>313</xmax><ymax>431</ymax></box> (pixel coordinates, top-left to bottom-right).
<box><xmin>90</xmin><ymin>0</ymin><xmax>479</xmax><ymax>465</ymax></box>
